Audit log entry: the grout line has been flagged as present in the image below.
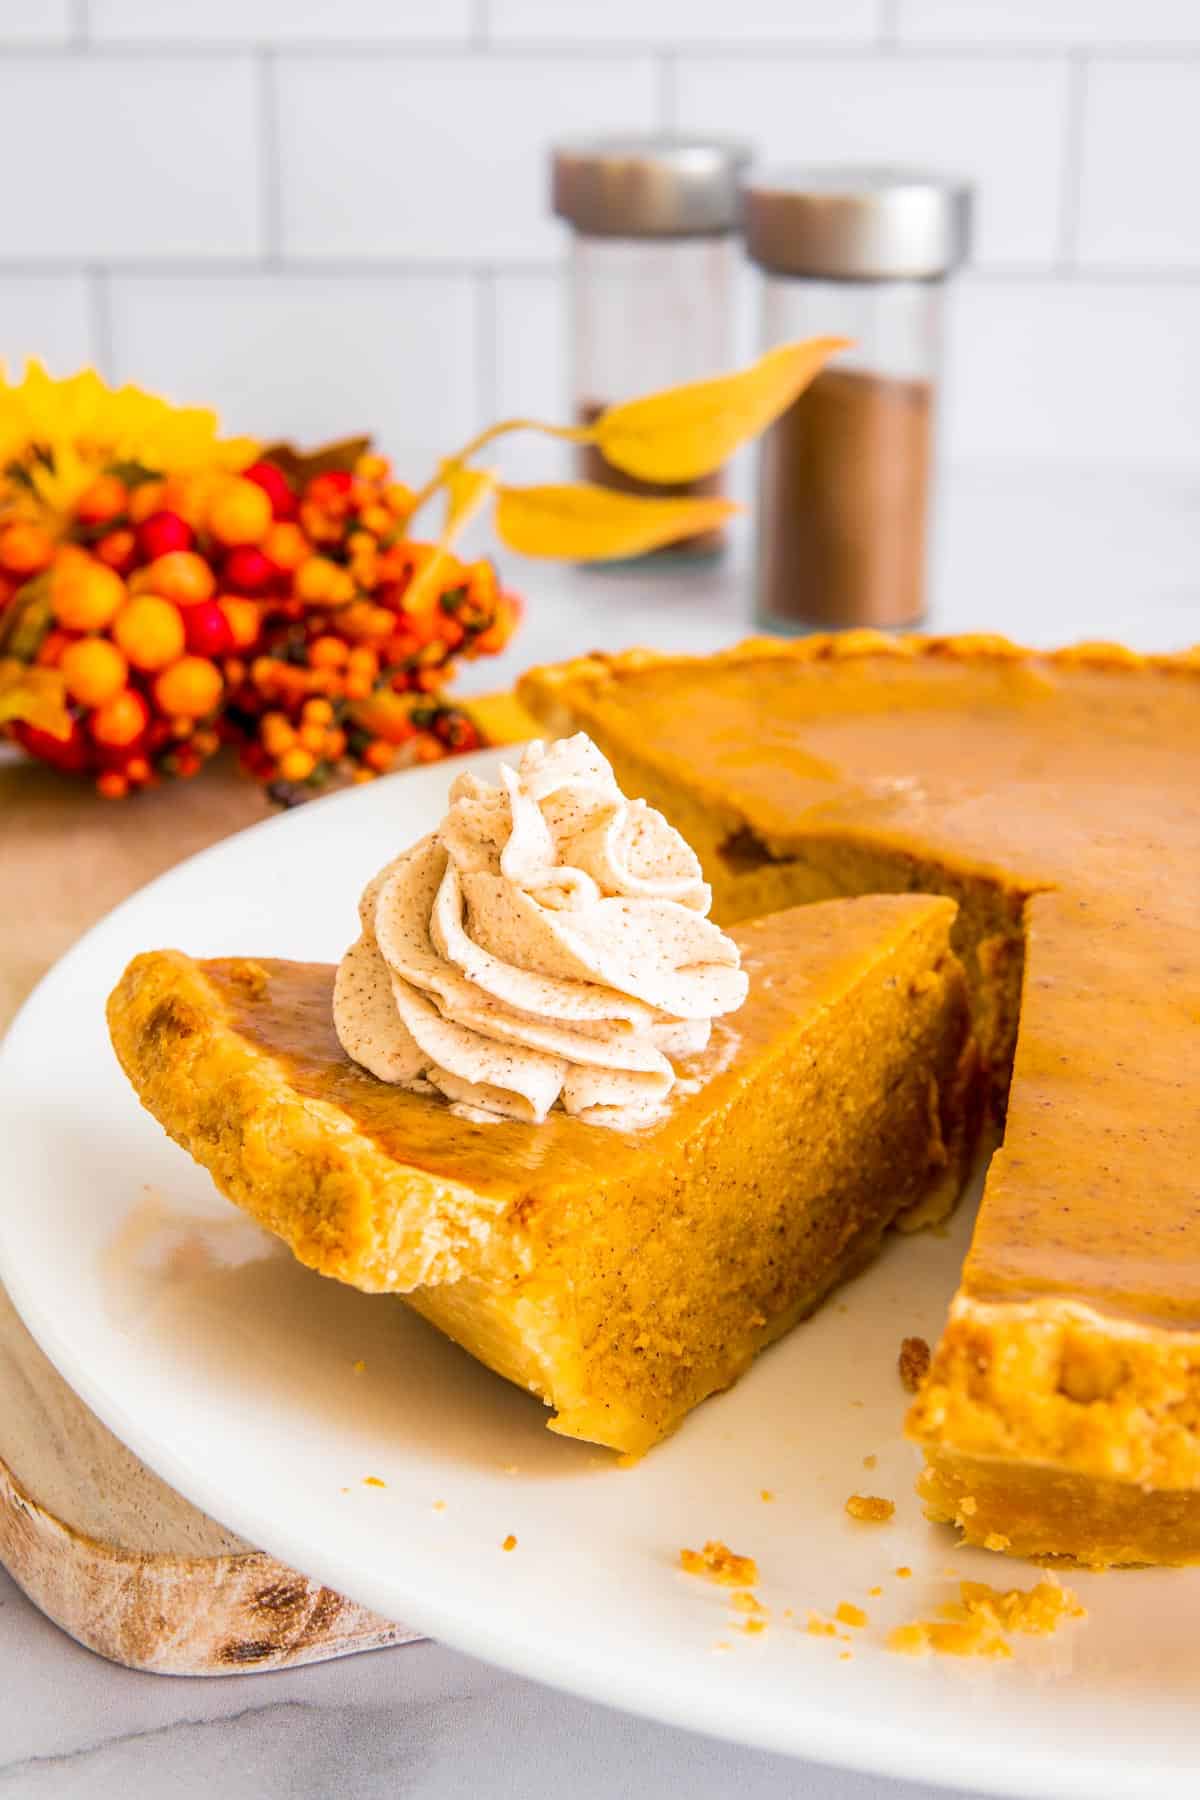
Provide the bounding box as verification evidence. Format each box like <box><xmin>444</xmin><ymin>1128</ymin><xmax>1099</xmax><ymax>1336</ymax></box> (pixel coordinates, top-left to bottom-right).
<box><xmin>6</xmin><ymin>258</ymin><xmax>1200</xmax><ymax>287</ymax></box>
<box><xmin>86</xmin><ymin>267</ymin><xmax>113</xmax><ymax>378</ymax></box>
<box><xmin>9</xmin><ymin>38</ymin><xmax>1200</xmax><ymax>58</ymax></box>
<box><xmin>1057</xmin><ymin>52</ymin><xmax>1088</xmax><ymax>272</ymax></box>
<box><xmin>256</xmin><ymin>49</ymin><xmax>283</xmax><ymax>264</ymax></box>
<box><xmin>656</xmin><ymin>51</ymin><xmax>677</xmax><ymax>130</ymax></box>
<box><xmin>877</xmin><ymin>0</ymin><xmax>899</xmax><ymax>50</ymax></box>
<box><xmin>475</xmin><ymin>268</ymin><xmax>498</xmax><ymax>429</ymax></box>
<box><xmin>471</xmin><ymin>0</ymin><xmax>489</xmax><ymax>47</ymax></box>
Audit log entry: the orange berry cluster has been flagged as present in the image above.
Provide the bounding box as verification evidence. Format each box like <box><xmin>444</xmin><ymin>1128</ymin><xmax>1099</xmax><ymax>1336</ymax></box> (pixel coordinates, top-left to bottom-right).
<box><xmin>2</xmin><ymin>448</ymin><xmax>519</xmax><ymax>799</ymax></box>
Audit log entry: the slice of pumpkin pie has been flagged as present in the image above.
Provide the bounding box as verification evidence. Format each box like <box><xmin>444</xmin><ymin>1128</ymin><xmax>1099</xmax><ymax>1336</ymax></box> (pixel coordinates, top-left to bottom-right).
<box><xmin>108</xmin><ymin>736</ymin><xmax>981</xmax><ymax>1456</ymax></box>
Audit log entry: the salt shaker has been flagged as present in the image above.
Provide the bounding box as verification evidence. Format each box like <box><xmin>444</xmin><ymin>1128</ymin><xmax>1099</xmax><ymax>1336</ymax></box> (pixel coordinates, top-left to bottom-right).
<box><xmin>552</xmin><ymin>135</ymin><xmax>750</xmax><ymax>561</ymax></box>
<box><xmin>743</xmin><ymin>167</ymin><xmax>972</xmax><ymax>629</ymax></box>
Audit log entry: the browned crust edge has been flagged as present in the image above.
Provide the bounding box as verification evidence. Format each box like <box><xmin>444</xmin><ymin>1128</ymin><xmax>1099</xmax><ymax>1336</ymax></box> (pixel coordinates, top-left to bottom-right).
<box><xmin>517</xmin><ymin>631</ymin><xmax>1200</xmax><ymax>733</ymax></box>
<box><xmin>106</xmin><ymin>952</ymin><xmax>511</xmax><ymax>1295</ymax></box>
<box><xmin>907</xmin><ymin>1297</ymin><xmax>1200</xmax><ymax>1496</ymax></box>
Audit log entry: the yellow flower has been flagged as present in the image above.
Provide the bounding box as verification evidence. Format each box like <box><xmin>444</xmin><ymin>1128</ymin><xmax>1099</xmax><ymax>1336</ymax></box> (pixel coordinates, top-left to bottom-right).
<box><xmin>0</xmin><ymin>362</ymin><xmax>258</xmax><ymax>525</ymax></box>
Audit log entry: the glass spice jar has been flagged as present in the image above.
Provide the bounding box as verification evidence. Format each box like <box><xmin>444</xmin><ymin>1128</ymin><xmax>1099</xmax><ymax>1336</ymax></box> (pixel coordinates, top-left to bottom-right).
<box><xmin>742</xmin><ymin>167</ymin><xmax>972</xmax><ymax>631</ymax></box>
<box><xmin>551</xmin><ymin>135</ymin><xmax>750</xmax><ymax>563</ymax></box>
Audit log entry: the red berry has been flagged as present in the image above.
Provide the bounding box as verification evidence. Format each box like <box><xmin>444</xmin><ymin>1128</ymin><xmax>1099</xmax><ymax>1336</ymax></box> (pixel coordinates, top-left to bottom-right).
<box><xmin>183</xmin><ymin>599</ymin><xmax>234</xmax><ymax>658</ymax></box>
<box><xmin>136</xmin><ymin>509</ymin><xmax>194</xmax><ymax>562</ymax></box>
<box><xmin>222</xmin><ymin>545</ymin><xmax>277</xmax><ymax>595</ymax></box>
<box><xmin>306</xmin><ymin>470</ymin><xmax>353</xmax><ymax>510</ymax></box>
<box><xmin>243</xmin><ymin>460</ymin><xmax>297</xmax><ymax>520</ymax></box>
<box><xmin>13</xmin><ymin>717</ymin><xmax>93</xmax><ymax>775</ymax></box>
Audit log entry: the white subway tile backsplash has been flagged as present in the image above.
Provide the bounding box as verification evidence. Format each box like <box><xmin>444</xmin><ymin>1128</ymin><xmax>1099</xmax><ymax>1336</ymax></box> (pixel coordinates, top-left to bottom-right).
<box><xmin>676</xmin><ymin>55</ymin><xmax>1069</xmax><ymax>269</ymax></box>
<box><xmin>0</xmin><ymin>0</ymin><xmax>71</xmax><ymax>42</ymax></box>
<box><xmin>489</xmin><ymin>270</ymin><xmax>569</xmax><ymax>480</ymax></box>
<box><xmin>91</xmin><ymin>0</ymin><xmax>473</xmax><ymax>45</ymax></box>
<box><xmin>486</xmin><ymin>0</ymin><xmax>882</xmax><ymax>46</ymax></box>
<box><xmin>0</xmin><ymin>274</ymin><xmax>92</xmax><ymax>372</ymax></box>
<box><xmin>107</xmin><ymin>274</ymin><xmax>480</xmax><ymax>459</ymax></box>
<box><xmin>0</xmin><ymin>13</ymin><xmax>1194</xmax><ymax>471</ymax></box>
<box><xmin>493</xmin><ymin>271</ymin><xmax>565</xmax><ymax>423</ymax></box>
<box><xmin>277</xmin><ymin>55</ymin><xmax>658</xmax><ymax>263</ymax></box>
<box><xmin>897</xmin><ymin>0</ymin><xmax>1200</xmax><ymax>47</ymax></box>
<box><xmin>945</xmin><ymin>277</ymin><xmax>1200</xmax><ymax>465</ymax></box>
<box><xmin>0</xmin><ymin>57</ymin><xmax>260</xmax><ymax>259</ymax></box>
<box><xmin>1078</xmin><ymin>60</ymin><xmax>1200</xmax><ymax>268</ymax></box>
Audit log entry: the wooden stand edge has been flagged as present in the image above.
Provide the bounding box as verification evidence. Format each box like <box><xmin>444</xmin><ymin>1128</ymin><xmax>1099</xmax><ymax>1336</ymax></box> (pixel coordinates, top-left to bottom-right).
<box><xmin>0</xmin><ymin>1287</ymin><xmax>419</xmax><ymax>1677</ymax></box>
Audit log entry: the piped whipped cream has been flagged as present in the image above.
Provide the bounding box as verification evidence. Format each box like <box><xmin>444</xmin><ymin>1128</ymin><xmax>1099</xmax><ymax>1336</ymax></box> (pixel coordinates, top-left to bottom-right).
<box><xmin>333</xmin><ymin>734</ymin><xmax>748</xmax><ymax>1127</ymax></box>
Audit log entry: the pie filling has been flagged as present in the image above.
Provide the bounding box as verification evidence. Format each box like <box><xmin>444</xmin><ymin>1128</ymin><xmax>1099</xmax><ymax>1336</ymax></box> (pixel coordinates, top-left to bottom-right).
<box><xmin>518</xmin><ymin>634</ymin><xmax>1200</xmax><ymax>1563</ymax></box>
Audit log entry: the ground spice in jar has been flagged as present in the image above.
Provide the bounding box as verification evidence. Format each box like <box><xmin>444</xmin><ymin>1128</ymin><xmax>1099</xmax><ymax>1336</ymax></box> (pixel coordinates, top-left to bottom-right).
<box><xmin>578</xmin><ymin>401</ymin><xmax>728</xmax><ymax>559</ymax></box>
<box><xmin>756</xmin><ymin>366</ymin><xmax>933</xmax><ymax>630</ymax></box>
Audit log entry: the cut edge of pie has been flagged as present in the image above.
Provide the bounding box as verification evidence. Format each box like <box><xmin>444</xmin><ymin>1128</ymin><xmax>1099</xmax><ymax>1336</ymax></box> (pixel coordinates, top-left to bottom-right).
<box><xmin>518</xmin><ymin>629</ymin><xmax>1200</xmax><ymax>1562</ymax></box>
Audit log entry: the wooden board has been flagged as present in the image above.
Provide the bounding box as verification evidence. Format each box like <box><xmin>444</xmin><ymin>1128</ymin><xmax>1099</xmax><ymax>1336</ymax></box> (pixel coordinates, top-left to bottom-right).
<box><xmin>1</xmin><ymin>753</ymin><xmax>417</xmax><ymax>1673</ymax></box>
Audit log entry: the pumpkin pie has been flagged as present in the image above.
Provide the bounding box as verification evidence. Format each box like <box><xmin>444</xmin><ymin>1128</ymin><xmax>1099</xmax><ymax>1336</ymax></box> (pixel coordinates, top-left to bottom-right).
<box><xmin>519</xmin><ymin>632</ymin><xmax>1200</xmax><ymax>1562</ymax></box>
<box><xmin>107</xmin><ymin>895</ymin><xmax>980</xmax><ymax>1457</ymax></box>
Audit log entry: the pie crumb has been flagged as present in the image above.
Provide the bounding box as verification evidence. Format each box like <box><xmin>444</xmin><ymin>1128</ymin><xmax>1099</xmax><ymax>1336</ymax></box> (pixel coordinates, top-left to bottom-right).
<box><xmin>363</xmin><ymin>1476</ymin><xmax>386</xmax><ymax>1489</ymax></box>
<box><xmin>895</xmin><ymin>1566</ymin><xmax>912</xmax><ymax>1579</ymax></box>
<box><xmin>501</xmin><ymin>1533</ymin><xmax>518</xmax><ymax>1552</ymax></box>
<box><xmin>868</xmin><ymin>1585</ymin><xmax>882</xmax><ymax>1597</ymax></box>
<box><xmin>983</xmin><ymin>1531</ymin><xmax>1011</xmax><ymax>1552</ymax></box>
<box><xmin>862</xmin><ymin>1453</ymin><xmax>877</xmax><ymax>1470</ymax></box>
<box><xmin>740</xmin><ymin>1617</ymin><xmax>767</xmax><ymax>1635</ymax></box>
<box><xmin>806</xmin><ymin>1611</ymin><xmax>838</xmax><ymax>1637</ymax></box>
<box><xmin>759</xmin><ymin>1489</ymin><xmax>775</xmax><ymax>1503</ymax></box>
<box><xmin>845</xmin><ymin>1493</ymin><xmax>895</xmax><ymax>1523</ymax></box>
<box><xmin>432</xmin><ymin>1500</ymin><xmax>446</xmax><ymax>1512</ymax></box>
<box><xmin>352</xmin><ymin>1359</ymin><xmax>366</xmax><ymax>1374</ymax></box>
<box><xmin>730</xmin><ymin>1591</ymin><xmax>766</xmax><ymax>1616</ymax></box>
<box><xmin>680</xmin><ymin>1540</ymin><xmax>759</xmax><ymax>1586</ymax></box>
<box><xmin>898</xmin><ymin>1335</ymin><xmax>932</xmax><ymax>1392</ymax></box>
<box><xmin>835</xmin><ymin>1602</ymin><xmax>867</xmax><ymax>1628</ymax></box>
<box><xmin>839</xmin><ymin>1651</ymin><xmax>853</xmax><ymax>1662</ymax></box>
<box><xmin>888</xmin><ymin>1576</ymin><xmax>1084</xmax><ymax>1660</ymax></box>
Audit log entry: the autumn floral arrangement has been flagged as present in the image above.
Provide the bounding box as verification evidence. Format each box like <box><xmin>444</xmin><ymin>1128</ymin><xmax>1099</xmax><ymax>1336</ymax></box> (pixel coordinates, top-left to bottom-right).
<box><xmin>0</xmin><ymin>340</ymin><xmax>841</xmax><ymax>801</ymax></box>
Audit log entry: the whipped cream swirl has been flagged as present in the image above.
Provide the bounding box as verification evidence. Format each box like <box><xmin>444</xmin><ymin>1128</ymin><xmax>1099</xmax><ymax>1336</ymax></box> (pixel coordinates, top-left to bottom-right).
<box><xmin>333</xmin><ymin>734</ymin><xmax>748</xmax><ymax>1127</ymax></box>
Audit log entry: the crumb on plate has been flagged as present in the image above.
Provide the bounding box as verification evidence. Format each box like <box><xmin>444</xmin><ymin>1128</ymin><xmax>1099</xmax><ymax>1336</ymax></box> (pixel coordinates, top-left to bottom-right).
<box><xmin>835</xmin><ymin>1602</ymin><xmax>867</xmax><ymax>1628</ymax></box>
<box><xmin>898</xmin><ymin>1335</ymin><xmax>932</xmax><ymax>1392</ymax></box>
<box><xmin>679</xmin><ymin>1540</ymin><xmax>759</xmax><ymax>1587</ymax></box>
<box><xmin>888</xmin><ymin>1576</ymin><xmax>1084</xmax><ymax>1660</ymax></box>
<box><xmin>501</xmin><ymin>1533</ymin><xmax>518</xmax><ymax>1552</ymax></box>
<box><xmin>845</xmin><ymin>1493</ymin><xmax>895</xmax><ymax>1523</ymax></box>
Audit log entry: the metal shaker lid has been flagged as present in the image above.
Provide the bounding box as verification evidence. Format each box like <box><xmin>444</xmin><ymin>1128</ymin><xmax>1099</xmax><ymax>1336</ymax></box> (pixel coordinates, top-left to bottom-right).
<box><xmin>552</xmin><ymin>135</ymin><xmax>752</xmax><ymax>239</ymax></box>
<box><xmin>742</xmin><ymin>166</ymin><xmax>972</xmax><ymax>280</ymax></box>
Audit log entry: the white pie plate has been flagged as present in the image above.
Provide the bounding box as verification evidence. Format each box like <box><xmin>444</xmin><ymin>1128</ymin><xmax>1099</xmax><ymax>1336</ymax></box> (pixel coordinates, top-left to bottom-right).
<box><xmin>1</xmin><ymin>749</ymin><xmax>1197</xmax><ymax>1800</ymax></box>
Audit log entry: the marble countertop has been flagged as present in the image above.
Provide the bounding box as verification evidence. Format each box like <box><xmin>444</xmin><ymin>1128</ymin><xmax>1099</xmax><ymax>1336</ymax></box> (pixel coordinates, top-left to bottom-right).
<box><xmin>2</xmin><ymin>462</ymin><xmax>1196</xmax><ymax>1800</ymax></box>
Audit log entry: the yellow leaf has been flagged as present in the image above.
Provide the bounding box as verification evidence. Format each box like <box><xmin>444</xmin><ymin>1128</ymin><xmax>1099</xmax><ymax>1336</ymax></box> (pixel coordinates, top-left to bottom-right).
<box><xmin>405</xmin><ymin>463</ymin><xmax>499</xmax><ymax>616</ymax></box>
<box><xmin>495</xmin><ymin>482</ymin><xmax>739</xmax><ymax>561</ymax></box>
<box><xmin>0</xmin><ymin>659</ymin><xmax>72</xmax><ymax>740</ymax></box>
<box><xmin>591</xmin><ymin>336</ymin><xmax>850</xmax><ymax>484</ymax></box>
<box><xmin>442</xmin><ymin>461</ymin><xmax>498</xmax><ymax>535</ymax></box>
